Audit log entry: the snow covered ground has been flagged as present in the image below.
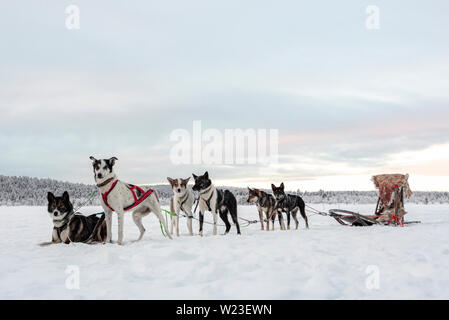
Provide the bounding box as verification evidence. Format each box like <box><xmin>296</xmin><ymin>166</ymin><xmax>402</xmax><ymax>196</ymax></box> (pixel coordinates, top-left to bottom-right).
<box><xmin>0</xmin><ymin>204</ymin><xmax>448</xmax><ymax>300</ymax></box>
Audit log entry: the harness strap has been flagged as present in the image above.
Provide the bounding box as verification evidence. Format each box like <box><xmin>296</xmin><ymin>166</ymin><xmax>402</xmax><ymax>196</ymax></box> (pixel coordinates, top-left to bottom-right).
<box><xmin>123</xmin><ymin>188</ymin><xmax>154</xmax><ymax>211</ymax></box>
<box><xmin>193</xmin><ymin>197</ymin><xmax>200</xmax><ymax>214</ymax></box>
<box><xmin>101</xmin><ymin>180</ymin><xmax>154</xmax><ymax>212</ymax></box>
<box><xmin>258</xmin><ymin>192</ymin><xmax>269</xmax><ymax>208</ymax></box>
<box><xmin>101</xmin><ymin>180</ymin><xmax>118</xmax><ymax>211</ymax></box>
<box><xmin>203</xmin><ymin>189</ymin><xmax>215</xmax><ymax>212</ymax></box>
<box><xmin>178</xmin><ymin>192</ymin><xmax>189</xmax><ymax>214</ymax></box>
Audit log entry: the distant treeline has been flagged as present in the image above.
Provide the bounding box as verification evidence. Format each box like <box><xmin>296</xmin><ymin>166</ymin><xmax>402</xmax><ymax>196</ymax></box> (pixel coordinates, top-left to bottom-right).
<box><xmin>1</xmin><ymin>175</ymin><xmax>448</xmax><ymax>206</ymax></box>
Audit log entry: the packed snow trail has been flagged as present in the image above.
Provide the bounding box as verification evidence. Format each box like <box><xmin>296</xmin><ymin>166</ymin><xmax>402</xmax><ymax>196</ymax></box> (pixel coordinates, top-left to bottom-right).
<box><xmin>0</xmin><ymin>204</ymin><xmax>448</xmax><ymax>299</ymax></box>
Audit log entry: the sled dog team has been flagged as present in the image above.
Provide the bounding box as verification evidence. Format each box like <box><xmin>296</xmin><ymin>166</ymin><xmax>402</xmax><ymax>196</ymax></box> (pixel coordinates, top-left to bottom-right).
<box><xmin>42</xmin><ymin>157</ymin><xmax>309</xmax><ymax>246</ymax></box>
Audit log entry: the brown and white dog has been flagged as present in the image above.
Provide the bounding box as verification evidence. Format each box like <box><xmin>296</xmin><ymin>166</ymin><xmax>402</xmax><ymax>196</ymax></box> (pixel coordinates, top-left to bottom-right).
<box><xmin>247</xmin><ymin>187</ymin><xmax>285</xmax><ymax>230</ymax></box>
<box><xmin>89</xmin><ymin>156</ymin><xmax>172</xmax><ymax>244</ymax></box>
<box><xmin>167</xmin><ymin>177</ymin><xmax>195</xmax><ymax>236</ymax></box>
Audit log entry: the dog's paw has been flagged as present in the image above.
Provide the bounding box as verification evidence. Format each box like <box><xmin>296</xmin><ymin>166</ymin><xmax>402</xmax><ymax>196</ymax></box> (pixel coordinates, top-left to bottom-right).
<box><xmin>199</xmin><ymin>231</ymin><xmax>203</xmax><ymax>237</ymax></box>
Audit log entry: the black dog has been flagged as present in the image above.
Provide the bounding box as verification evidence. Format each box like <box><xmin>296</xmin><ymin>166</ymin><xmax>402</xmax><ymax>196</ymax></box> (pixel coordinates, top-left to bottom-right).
<box><xmin>40</xmin><ymin>191</ymin><xmax>107</xmax><ymax>246</ymax></box>
<box><xmin>192</xmin><ymin>172</ymin><xmax>241</xmax><ymax>236</ymax></box>
<box><xmin>271</xmin><ymin>183</ymin><xmax>309</xmax><ymax>229</ymax></box>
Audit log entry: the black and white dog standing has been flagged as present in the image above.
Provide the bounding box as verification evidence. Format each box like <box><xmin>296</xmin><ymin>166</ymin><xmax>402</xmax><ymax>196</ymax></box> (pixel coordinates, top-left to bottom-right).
<box><xmin>192</xmin><ymin>172</ymin><xmax>241</xmax><ymax>236</ymax></box>
<box><xmin>40</xmin><ymin>191</ymin><xmax>107</xmax><ymax>246</ymax></box>
<box><xmin>167</xmin><ymin>177</ymin><xmax>194</xmax><ymax>236</ymax></box>
<box><xmin>271</xmin><ymin>183</ymin><xmax>309</xmax><ymax>229</ymax></box>
<box><xmin>90</xmin><ymin>156</ymin><xmax>172</xmax><ymax>244</ymax></box>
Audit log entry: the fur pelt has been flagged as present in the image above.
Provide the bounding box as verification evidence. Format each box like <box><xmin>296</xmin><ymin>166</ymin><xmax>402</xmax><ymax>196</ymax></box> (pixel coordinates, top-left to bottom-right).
<box><xmin>372</xmin><ymin>174</ymin><xmax>412</xmax><ymax>206</ymax></box>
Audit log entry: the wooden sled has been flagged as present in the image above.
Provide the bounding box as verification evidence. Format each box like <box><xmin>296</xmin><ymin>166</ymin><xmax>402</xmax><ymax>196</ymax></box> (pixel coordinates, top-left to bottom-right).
<box><xmin>328</xmin><ymin>209</ymin><xmax>421</xmax><ymax>227</ymax></box>
<box><xmin>328</xmin><ymin>174</ymin><xmax>421</xmax><ymax>227</ymax></box>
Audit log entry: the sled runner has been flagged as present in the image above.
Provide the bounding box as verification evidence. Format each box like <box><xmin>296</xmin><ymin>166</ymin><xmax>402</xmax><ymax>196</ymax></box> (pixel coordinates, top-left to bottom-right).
<box><xmin>327</xmin><ymin>174</ymin><xmax>421</xmax><ymax>227</ymax></box>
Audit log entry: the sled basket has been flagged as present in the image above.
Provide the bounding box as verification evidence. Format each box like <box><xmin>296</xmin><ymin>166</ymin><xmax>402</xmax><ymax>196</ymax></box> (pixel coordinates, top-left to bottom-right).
<box><xmin>328</xmin><ymin>209</ymin><xmax>421</xmax><ymax>226</ymax></box>
<box><xmin>329</xmin><ymin>209</ymin><xmax>379</xmax><ymax>226</ymax></box>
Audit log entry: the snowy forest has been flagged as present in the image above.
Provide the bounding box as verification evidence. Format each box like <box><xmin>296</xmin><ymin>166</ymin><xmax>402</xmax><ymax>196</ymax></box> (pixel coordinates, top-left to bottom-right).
<box><xmin>1</xmin><ymin>175</ymin><xmax>448</xmax><ymax>206</ymax></box>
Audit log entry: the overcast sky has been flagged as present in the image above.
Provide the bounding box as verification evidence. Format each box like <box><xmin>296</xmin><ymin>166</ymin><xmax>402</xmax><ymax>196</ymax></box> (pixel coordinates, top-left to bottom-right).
<box><xmin>1</xmin><ymin>1</ymin><xmax>449</xmax><ymax>191</ymax></box>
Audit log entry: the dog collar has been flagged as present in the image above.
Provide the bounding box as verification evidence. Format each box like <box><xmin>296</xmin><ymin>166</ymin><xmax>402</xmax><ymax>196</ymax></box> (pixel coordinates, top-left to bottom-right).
<box><xmin>199</xmin><ymin>185</ymin><xmax>212</xmax><ymax>195</ymax></box>
<box><xmin>97</xmin><ymin>177</ymin><xmax>115</xmax><ymax>188</ymax></box>
<box><xmin>178</xmin><ymin>190</ymin><xmax>189</xmax><ymax>202</ymax></box>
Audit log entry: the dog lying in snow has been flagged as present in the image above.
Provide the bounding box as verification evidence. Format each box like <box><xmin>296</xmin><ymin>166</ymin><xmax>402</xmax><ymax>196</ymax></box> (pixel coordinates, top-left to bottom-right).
<box><xmin>192</xmin><ymin>171</ymin><xmax>241</xmax><ymax>236</ymax></box>
<box><xmin>167</xmin><ymin>177</ymin><xmax>195</xmax><ymax>236</ymax></box>
<box><xmin>40</xmin><ymin>191</ymin><xmax>107</xmax><ymax>246</ymax></box>
<box><xmin>271</xmin><ymin>183</ymin><xmax>309</xmax><ymax>229</ymax></box>
<box><xmin>89</xmin><ymin>156</ymin><xmax>172</xmax><ymax>244</ymax></box>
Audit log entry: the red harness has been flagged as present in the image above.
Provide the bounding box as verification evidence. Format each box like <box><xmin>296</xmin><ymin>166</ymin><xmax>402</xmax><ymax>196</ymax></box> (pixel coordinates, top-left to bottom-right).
<box><xmin>101</xmin><ymin>180</ymin><xmax>154</xmax><ymax>212</ymax></box>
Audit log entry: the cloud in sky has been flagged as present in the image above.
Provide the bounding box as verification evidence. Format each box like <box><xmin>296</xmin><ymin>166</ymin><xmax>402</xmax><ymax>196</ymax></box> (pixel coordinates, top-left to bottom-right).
<box><xmin>0</xmin><ymin>0</ymin><xmax>449</xmax><ymax>191</ymax></box>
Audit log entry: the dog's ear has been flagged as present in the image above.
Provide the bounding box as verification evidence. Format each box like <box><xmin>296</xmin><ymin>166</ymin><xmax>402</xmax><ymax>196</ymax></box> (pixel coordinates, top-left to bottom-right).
<box><xmin>182</xmin><ymin>177</ymin><xmax>191</xmax><ymax>184</ymax></box>
<box><xmin>192</xmin><ymin>173</ymin><xmax>198</xmax><ymax>180</ymax></box>
<box><xmin>108</xmin><ymin>157</ymin><xmax>118</xmax><ymax>166</ymax></box>
<box><xmin>62</xmin><ymin>191</ymin><xmax>70</xmax><ymax>203</ymax></box>
<box><xmin>247</xmin><ymin>187</ymin><xmax>252</xmax><ymax>192</ymax></box>
<box><xmin>47</xmin><ymin>192</ymin><xmax>55</xmax><ymax>203</ymax></box>
<box><xmin>271</xmin><ymin>184</ymin><xmax>276</xmax><ymax>191</ymax></box>
<box><xmin>89</xmin><ymin>156</ymin><xmax>97</xmax><ymax>162</ymax></box>
<box><xmin>167</xmin><ymin>177</ymin><xmax>175</xmax><ymax>186</ymax></box>
<box><xmin>280</xmin><ymin>182</ymin><xmax>285</xmax><ymax>190</ymax></box>
<box><xmin>204</xmin><ymin>171</ymin><xmax>209</xmax><ymax>179</ymax></box>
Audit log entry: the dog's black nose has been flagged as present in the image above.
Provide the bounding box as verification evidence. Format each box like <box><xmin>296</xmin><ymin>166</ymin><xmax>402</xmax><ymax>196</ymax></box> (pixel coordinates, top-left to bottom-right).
<box><xmin>54</xmin><ymin>211</ymin><xmax>59</xmax><ymax>216</ymax></box>
<box><xmin>97</xmin><ymin>173</ymin><xmax>103</xmax><ymax>179</ymax></box>
<box><xmin>177</xmin><ymin>188</ymin><xmax>181</xmax><ymax>192</ymax></box>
